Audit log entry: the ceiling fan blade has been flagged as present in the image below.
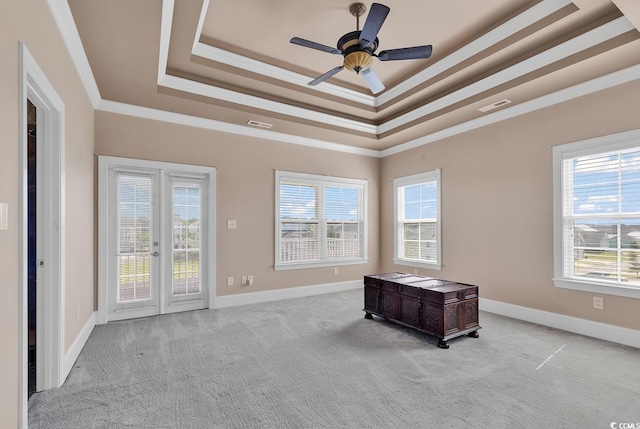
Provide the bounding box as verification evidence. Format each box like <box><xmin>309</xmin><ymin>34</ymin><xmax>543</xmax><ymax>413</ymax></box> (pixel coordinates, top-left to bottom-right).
<box><xmin>308</xmin><ymin>66</ymin><xmax>345</xmax><ymax>86</ymax></box>
<box><xmin>290</xmin><ymin>37</ymin><xmax>342</xmax><ymax>55</ymax></box>
<box><xmin>359</xmin><ymin>3</ymin><xmax>390</xmax><ymax>48</ymax></box>
<box><xmin>378</xmin><ymin>45</ymin><xmax>433</xmax><ymax>61</ymax></box>
<box><xmin>361</xmin><ymin>68</ymin><xmax>385</xmax><ymax>94</ymax></box>
<box><xmin>377</xmin><ymin>45</ymin><xmax>433</xmax><ymax>61</ymax></box>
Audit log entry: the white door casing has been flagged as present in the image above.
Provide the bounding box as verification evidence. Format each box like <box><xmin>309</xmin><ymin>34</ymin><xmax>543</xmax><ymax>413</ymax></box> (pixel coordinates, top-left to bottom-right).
<box><xmin>19</xmin><ymin>42</ymin><xmax>66</xmax><ymax>428</ymax></box>
<box><xmin>98</xmin><ymin>156</ymin><xmax>216</xmax><ymax>323</ymax></box>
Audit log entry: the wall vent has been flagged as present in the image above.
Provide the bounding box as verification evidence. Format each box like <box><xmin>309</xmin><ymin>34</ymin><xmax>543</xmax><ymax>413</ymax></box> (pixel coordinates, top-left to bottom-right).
<box><xmin>478</xmin><ymin>99</ymin><xmax>512</xmax><ymax>112</ymax></box>
<box><xmin>246</xmin><ymin>119</ymin><xmax>273</xmax><ymax>129</ymax></box>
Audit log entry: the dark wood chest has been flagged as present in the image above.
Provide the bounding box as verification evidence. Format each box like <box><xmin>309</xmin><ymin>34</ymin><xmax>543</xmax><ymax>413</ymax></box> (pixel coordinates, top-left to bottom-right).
<box><xmin>363</xmin><ymin>272</ymin><xmax>480</xmax><ymax>348</ymax></box>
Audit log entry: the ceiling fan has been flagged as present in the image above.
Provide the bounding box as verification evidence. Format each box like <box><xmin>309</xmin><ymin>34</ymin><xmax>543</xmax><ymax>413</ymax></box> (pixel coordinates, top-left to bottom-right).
<box><xmin>290</xmin><ymin>2</ymin><xmax>432</xmax><ymax>94</ymax></box>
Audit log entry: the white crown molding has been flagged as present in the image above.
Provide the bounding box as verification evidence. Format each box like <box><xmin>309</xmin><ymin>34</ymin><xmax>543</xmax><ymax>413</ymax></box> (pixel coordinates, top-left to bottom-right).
<box><xmin>98</xmin><ymin>63</ymin><xmax>640</xmax><ymax>160</ymax></box>
<box><xmin>158</xmin><ymin>0</ymin><xmax>174</xmax><ymax>85</ymax></box>
<box><xmin>377</xmin><ymin>16</ymin><xmax>636</xmax><ymax>134</ymax></box>
<box><xmin>189</xmin><ymin>0</ymin><xmax>373</xmax><ymax>106</ymax></box>
<box><xmin>163</xmin><ymin>0</ymin><xmax>633</xmax><ymax>136</ymax></box>
<box><xmin>376</xmin><ymin>0</ymin><xmax>574</xmax><ymax>106</ymax></box>
<box><xmin>96</xmin><ymin>99</ymin><xmax>382</xmax><ymax>158</ymax></box>
<box><xmin>380</xmin><ymin>63</ymin><xmax>640</xmax><ymax>157</ymax></box>
<box><xmin>480</xmin><ymin>298</ymin><xmax>640</xmax><ymax>349</ymax></box>
<box><xmin>51</xmin><ymin>0</ymin><xmax>640</xmax><ymax>159</ymax></box>
<box><xmin>192</xmin><ymin>42</ymin><xmax>376</xmax><ymax>106</ymax></box>
<box><xmin>162</xmin><ymin>0</ymin><xmax>351</xmax><ymax>139</ymax></box>
<box><xmin>159</xmin><ymin>74</ymin><xmax>379</xmax><ymax>135</ymax></box>
<box><xmin>189</xmin><ymin>0</ymin><xmax>373</xmax><ymax>105</ymax></box>
<box><xmin>193</xmin><ymin>0</ymin><xmax>210</xmax><ymax>52</ymax></box>
<box><xmin>46</xmin><ymin>0</ymin><xmax>101</xmax><ymax>108</ymax></box>
<box><xmin>190</xmin><ymin>0</ymin><xmax>573</xmax><ymax>108</ymax></box>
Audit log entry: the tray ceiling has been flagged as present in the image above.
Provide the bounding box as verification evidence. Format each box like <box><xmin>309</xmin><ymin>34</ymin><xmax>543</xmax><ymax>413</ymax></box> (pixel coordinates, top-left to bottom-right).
<box><xmin>68</xmin><ymin>0</ymin><xmax>640</xmax><ymax>155</ymax></box>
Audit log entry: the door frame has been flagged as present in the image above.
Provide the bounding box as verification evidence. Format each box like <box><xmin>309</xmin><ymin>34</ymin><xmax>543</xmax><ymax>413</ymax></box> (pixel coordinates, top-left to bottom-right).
<box><xmin>18</xmin><ymin>43</ymin><xmax>65</xmax><ymax>427</ymax></box>
<box><xmin>97</xmin><ymin>156</ymin><xmax>217</xmax><ymax>324</ymax></box>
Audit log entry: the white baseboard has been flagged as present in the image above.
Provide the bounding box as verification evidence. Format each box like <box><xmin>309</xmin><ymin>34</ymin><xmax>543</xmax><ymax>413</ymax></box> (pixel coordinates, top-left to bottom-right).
<box><xmin>62</xmin><ymin>311</ymin><xmax>96</xmax><ymax>383</ymax></box>
<box><xmin>480</xmin><ymin>298</ymin><xmax>640</xmax><ymax>349</ymax></box>
<box><xmin>215</xmin><ymin>280</ymin><xmax>363</xmax><ymax>308</ymax></box>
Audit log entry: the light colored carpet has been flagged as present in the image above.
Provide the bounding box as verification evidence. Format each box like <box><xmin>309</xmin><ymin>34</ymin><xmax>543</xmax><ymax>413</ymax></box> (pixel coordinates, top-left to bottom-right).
<box><xmin>28</xmin><ymin>288</ymin><xmax>640</xmax><ymax>428</ymax></box>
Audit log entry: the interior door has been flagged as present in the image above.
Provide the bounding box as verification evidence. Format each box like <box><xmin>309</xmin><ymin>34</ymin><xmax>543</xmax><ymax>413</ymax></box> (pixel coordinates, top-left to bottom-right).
<box><xmin>104</xmin><ymin>162</ymin><xmax>211</xmax><ymax>321</ymax></box>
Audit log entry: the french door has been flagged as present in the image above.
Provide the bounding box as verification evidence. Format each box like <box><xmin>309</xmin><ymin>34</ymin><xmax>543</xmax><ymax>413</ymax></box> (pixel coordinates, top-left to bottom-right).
<box><xmin>99</xmin><ymin>157</ymin><xmax>216</xmax><ymax>322</ymax></box>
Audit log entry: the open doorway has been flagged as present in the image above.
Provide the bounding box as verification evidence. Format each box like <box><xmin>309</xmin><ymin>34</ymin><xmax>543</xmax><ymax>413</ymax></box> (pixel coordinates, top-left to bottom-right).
<box><xmin>27</xmin><ymin>100</ymin><xmax>38</xmax><ymax>399</ymax></box>
<box><xmin>19</xmin><ymin>42</ymin><xmax>66</xmax><ymax>427</ymax></box>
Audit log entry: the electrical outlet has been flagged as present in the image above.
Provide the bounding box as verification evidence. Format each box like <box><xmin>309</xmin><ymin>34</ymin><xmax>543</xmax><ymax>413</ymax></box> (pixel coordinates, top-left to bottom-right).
<box><xmin>247</xmin><ymin>275</ymin><xmax>254</xmax><ymax>286</ymax></box>
<box><xmin>227</xmin><ymin>277</ymin><xmax>234</xmax><ymax>286</ymax></box>
<box><xmin>242</xmin><ymin>276</ymin><xmax>247</xmax><ymax>285</ymax></box>
<box><xmin>593</xmin><ymin>296</ymin><xmax>604</xmax><ymax>310</ymax></box>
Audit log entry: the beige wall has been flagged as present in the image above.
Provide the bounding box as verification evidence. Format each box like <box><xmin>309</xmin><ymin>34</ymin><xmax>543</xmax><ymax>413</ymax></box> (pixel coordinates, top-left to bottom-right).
<box><xmin>0</xmin><ymin>0</ymin><xmax>95</xmax><ymax>426</ymax></box>
<box><xmin>94</xmin><ymin>111</ymin><xmax>381</xmax><ymax>296</ymax></box>
<box><xmin>1</xmin><ymin>1</ymin><xmax>639</xmax><ymax>427</ymax></box>
<box><xmin>381</xmin><ymin>78</ymin><xmax>640</xmax><ymax>331</ymax></box>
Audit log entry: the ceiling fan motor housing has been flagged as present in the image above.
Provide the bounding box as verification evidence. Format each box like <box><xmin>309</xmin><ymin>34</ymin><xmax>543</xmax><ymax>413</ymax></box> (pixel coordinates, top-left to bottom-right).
<box><xmin>337</xmin><ymin>31</ymin><xmax>378</xmax><ymax>73</ymax></box>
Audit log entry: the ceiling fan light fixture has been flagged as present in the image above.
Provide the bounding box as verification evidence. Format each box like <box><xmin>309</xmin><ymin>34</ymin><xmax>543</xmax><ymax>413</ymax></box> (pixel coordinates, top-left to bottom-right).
<box><xmin>338</xmin><ymin>31</ymin><xmax>377</xmax><ymax>73</ymax></box>
<box><xmin>344</xmin><ymin>51</ymin><xmax>373</xmax><ymax>73</ymax></box>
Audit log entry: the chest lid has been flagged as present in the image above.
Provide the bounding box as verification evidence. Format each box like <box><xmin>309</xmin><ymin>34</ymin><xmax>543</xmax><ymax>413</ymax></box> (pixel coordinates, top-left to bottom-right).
<box><xmin>423</xmin><ymin>282</ymin><xmax>478</xmax><ymax>304</ymax></box>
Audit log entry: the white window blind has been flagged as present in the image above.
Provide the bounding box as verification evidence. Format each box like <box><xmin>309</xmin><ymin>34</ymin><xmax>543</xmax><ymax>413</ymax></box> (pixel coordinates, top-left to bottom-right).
<box><xmin>116</xmin><ymin>174</ymin><xmax>152</xmax><ymax>302</ymax></box>
<box><xmin>553</xmin><ymin>129</ymin><xmax>640</xmax><ymax>299</ymax></box>
<box><xmin>172</xmin><ymin>180</ymin><xmax>202</xmax><ymax>297</ymax></box>
<box><xmin>276</xmin><ymin>171</ymin><xmax>367</xmax><ymax>269</ymax></box>
<box><xmin>560</xmin><ymin>147</ymin><xmax>640</xmax><ymax>287</ymax></box>
<box><xmin>393</xmin><ymin>170</ymin><xmax>441</xmax><ymax>270</ymax></box>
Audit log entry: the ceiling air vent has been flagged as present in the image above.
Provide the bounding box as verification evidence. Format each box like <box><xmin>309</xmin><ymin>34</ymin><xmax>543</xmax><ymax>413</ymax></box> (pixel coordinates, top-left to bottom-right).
<box><xmin>246</xmin><ymin>120</ymin><xmax>273</xmax><ymax>129</ymax></box>
<box><xmin>478</xmin><ymin>99</ymin><xmax>512</xmax><ymax>113</ymax></box>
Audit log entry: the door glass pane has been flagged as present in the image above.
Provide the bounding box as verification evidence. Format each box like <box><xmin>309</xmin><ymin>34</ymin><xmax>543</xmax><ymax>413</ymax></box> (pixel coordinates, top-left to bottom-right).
<box><xmin>117</xmin><ymin>175</ymin><xmax>152</xmax><ymax>302</ymax></box>
<box><xmin>173</xmin><ymin>181</ymin><xmax>201</xmax><ymax>295</ymax></box>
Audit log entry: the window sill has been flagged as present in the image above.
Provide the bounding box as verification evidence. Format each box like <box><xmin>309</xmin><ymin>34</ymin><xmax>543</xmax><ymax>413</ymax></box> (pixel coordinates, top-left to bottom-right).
<box><xmin>275</xmin><ymin>258</ymin><xmax>368</xmax><ymax>271</ymax></box>
<box><xmin>393</xmin><ymin>258</ymin><xmax>441</xmax><ymax>271</ymax></box>
<box><xmin>553</xmin><ymin>278</ymin><xmax>640</xmax><ymax>299</ymax></box>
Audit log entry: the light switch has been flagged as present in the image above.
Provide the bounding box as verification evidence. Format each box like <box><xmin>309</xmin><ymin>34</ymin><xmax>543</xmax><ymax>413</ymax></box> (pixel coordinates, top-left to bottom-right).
<box><xmin>0</xmin><ymin>203</ymin><xmax>7</xmax><ymax>230</ymax></box>
<box><xmin>227</xmin><ymin>220</ymin><xmax>237</xmax><ymax>229</ymax></box>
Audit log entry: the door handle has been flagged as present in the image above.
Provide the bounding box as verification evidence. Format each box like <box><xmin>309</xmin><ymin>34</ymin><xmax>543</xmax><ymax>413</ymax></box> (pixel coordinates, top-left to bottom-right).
<box><xmin>152</xmin><ymin>252</ymin><xmax>159</xmax><ymax>257</ymax></box>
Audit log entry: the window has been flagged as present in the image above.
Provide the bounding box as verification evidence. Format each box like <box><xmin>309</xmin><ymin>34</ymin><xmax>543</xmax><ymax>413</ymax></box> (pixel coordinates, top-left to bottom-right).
<box><xmin>393</xmin><ymin>169</ymin><xmax>441</xmax><ymax>270</ymax></box>
<box><xmin>553</xmin><ymin>129</ymin><xmax>640</xmax><ymax>299</ymax></box>
<box><xmin>275</xmin><ymin>171</ymin><xmax>367</xmax><ymax>270</ymax></box>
